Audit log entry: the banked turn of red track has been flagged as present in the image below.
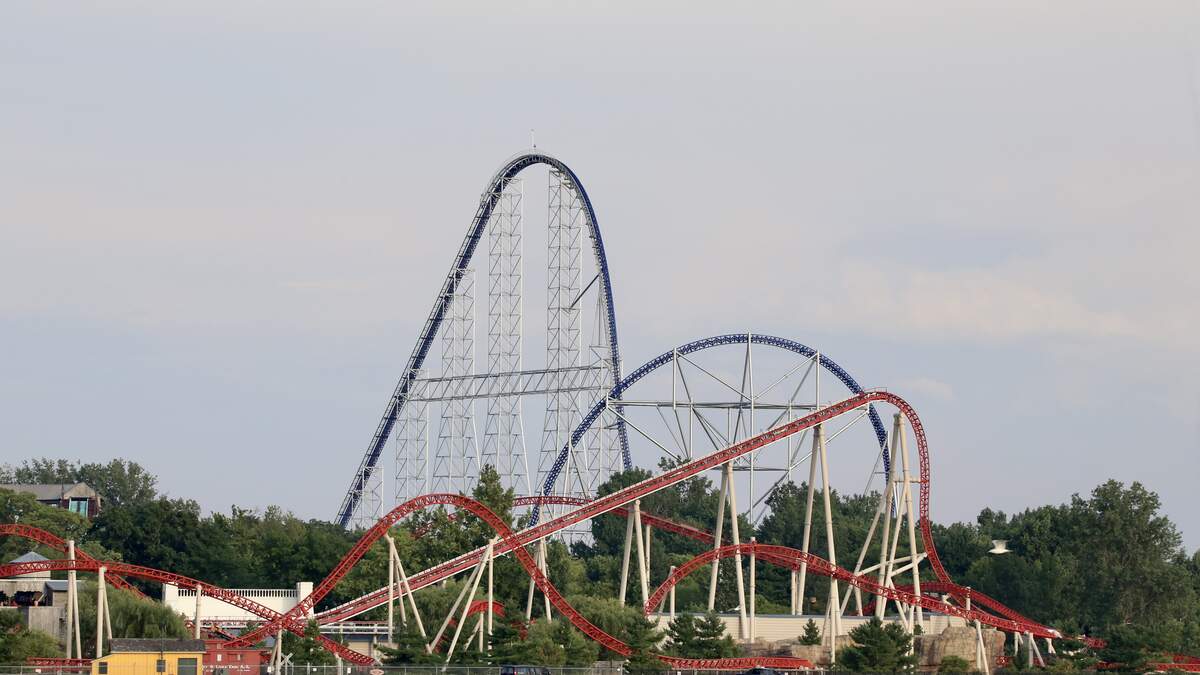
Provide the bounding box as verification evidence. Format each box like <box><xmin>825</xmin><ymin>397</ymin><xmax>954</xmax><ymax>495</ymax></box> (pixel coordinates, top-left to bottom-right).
<box><xmin>0</xmin><ymin>391</ymin><xmax>1087</xmax><ymax>668</ymax></box>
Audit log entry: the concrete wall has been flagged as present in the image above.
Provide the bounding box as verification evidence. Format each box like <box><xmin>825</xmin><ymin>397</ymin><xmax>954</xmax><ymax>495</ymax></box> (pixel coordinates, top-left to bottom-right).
<box><xmin>649</xmin><ymin>611</ymin><xmax>968</xmax><ymax>642</ymax></box>
<box><xmin>163</xmin><ymin>582</ymin><xmax>313</xmax><ymax>622</ymax></box>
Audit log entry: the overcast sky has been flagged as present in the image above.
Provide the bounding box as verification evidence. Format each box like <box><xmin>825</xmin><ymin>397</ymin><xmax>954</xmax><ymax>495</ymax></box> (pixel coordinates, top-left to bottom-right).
<box><xmin>2</xmin><ymin>2</ymin><xmax>1198</xmax><ymax>550</ymax></box>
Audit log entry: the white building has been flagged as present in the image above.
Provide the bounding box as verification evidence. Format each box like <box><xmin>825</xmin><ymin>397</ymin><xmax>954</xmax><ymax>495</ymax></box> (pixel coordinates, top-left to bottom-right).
<box><xmin>162</xmin><ymin>582</ymin><xmax>313</xmax><ymax>626</ymax></box>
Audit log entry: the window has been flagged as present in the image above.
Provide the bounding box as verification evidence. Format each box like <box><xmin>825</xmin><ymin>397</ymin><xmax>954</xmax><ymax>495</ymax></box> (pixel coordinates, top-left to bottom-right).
<box><xmin>179</xmin><ymin>657</ymin><xmax>198</xmax><ymax>675</ymax></box>
<box><xmin>157</xmin><ymin>659</ymin><xmax>166</xmax><ymax>673</ymax></box>
<box><xmin>68</xmin><ymin>499</ymin><xmax>88</xmax><ymax>516</ymax></box>
<box><xmin>98</xmin><ymin>662</ymin><xmax>108</xmax><ymax>674</ymax></box>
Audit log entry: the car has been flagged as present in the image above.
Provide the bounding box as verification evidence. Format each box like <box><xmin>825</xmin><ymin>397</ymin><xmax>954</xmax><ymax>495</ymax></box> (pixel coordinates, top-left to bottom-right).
<box><xmin>500</xmin><ymin>666</ymin><xmax>552</xmax><ymax>675</ymax></box>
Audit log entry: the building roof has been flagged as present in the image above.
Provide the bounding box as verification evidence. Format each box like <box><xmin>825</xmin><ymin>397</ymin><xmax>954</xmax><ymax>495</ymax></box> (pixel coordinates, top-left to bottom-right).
<box><xmin>45</xmin><ymin>580</ymin><xmax>69</xmax><ymax>592</ymax></box>
<box><xmin>0</xmin><ymin>483</ymin><xmax>98</xmax><ymax>501</ymax></box>
<box><xmin>8</xmin><ymin>551</ymin><xmax>48</xmax><ymax>565</ymax></box>
<box><xmin>109</xmin><ymin>639</ymin><xmax>207</xmax><ymax>653</ymax></box>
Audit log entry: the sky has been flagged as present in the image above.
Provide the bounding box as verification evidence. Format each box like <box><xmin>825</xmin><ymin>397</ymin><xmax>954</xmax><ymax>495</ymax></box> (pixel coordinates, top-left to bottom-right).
<box><xmin>2</xmin><ymin>2</ymin><xmax>1199</xmax><ymax>550</ymax></box>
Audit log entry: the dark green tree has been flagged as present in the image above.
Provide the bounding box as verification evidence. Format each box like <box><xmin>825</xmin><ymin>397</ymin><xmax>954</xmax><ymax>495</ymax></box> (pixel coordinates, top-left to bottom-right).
<box><xmin>799</xmin><ymin>618</ymin><xmax>822</xmax><ymax>646</ymax></box>
<box><xmin>623</xmin><ymin>614</ymin><xmax>665</xmax><ymax>672</ymax></box>
<box><xmin>281</xmin><ymin>619</ymin><xmax>336</xmax><ymax>665</ymax></box>
<box><xmin>837</xmin><ymin>617</ymin><xmax>917</xmax><ymax>673</ymax></box>
<box><xmin>664</xmin><ymin>614</ymin><xmax>699</xmax><ymax>657</ymax></box>
<box><xmin>694</xmin><ymin>612</ymin><xmax>737</xmax><ymax>658</ymax></box>
<box><xmin>379</xmin><ymin>622</ymin><xmax>440</xmax><ymax>665</ymax></box>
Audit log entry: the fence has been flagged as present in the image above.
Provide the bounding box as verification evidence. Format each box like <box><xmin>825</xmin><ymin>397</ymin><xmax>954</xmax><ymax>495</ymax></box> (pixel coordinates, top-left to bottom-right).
<box><xmin>0</xmin><ymin>667</ymin><xmax>637</xmax><ymax>675</ymax></box>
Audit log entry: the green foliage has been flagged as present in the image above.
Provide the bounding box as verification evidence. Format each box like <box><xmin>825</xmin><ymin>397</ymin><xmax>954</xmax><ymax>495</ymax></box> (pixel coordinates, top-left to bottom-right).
<box><xmin>0</xmin><ymin>611</ymin><xmax>63</xmax><ymax>663</ymax></box>
<box><xmin>1</xmin><ymin>459</ymin><xmax>158</xmax><ymax>508</ymax></box>
<box><xmin>378</xmin><ymin>622</ymin><xmax>440</xmax><ymax>665</ymax></box>
<box><xmin>0</xmin><ymin>488</ymin><xmax>94</xmax><ymax>563</ymax></box>
<box><xmin>623</xmin><ymin>613</ymin><xmax>665</xmax><ymax>672</ymax></box>
<box><xmin>489</xmin><ymin>619</ymin><xmax>598</xmax><ymax>666</ymax></box>
<box><xmin>74</xmin><ymin>581</ymin><xmax>188</xmax><ymax>657</ymax></box>
<box><xmin>938</xmin><ymin>655</ymin><xmax>972</xmax><ymax>672</ymax></box>
<box><xmin>836</xmin><ymin>617</ymin><xmax>917</xmax><ymax>673</ymax></box>
<box><xmin>281</xmin><ymin>619</ymin><xmax>336</xmax><ymax>665</ymax></box>
<box><xmin>800</xmin><ymin>618</ymin><xmax>822</xmax><ymax>645</ymax></box>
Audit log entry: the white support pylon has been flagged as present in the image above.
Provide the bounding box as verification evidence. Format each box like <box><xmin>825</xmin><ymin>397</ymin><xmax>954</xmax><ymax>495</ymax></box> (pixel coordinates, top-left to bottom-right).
<box><xmin>724</xmin><ymin>461</ymin><xmax>749</xmax><ymax>640</ymax></box>
<box><xmin>619</xmin><ymin>508</ymin><xmax>635</xmax><ymax>606</ymax></box>
<box><xmin>67</xmin><ymin>540</ymin><xmax>81</xmax><ymax>659</ymax></box>
<box><xmin>895</xmin><ymin>413</ymin><xmax>924</xmax><ymax>626</ymax></box>
<box><xmin>815</xmin><ymin>423</ymin><xmax>841</xmax><ymax>649</ymax></box>
<box><xmin>96</xmin><ymin>566</ymin><xmax>106</xmax><ymax>658</ymax></box>
<box><xmin>632</xmin><ymin>500</ymin><xmax>650</xmax><ymax>607</ymax></box>
<box><xmin>386</xmin><ymin>534</ymin><xmax>397</xmax><ymax>642</ymax></box>
<box><xmin>445</xmin><ymin>538</ymin><xmax>494</xmax><ymax>664</ymax></box>
<box><xmin>668</xmin><ymin>565</ymin><xmax>677</xmax><ymax>619</ymax></box>
<box><xmin>707</xmin><ymin>464</ymin><xmax>729</xmax><ymax>611</ymax></box>
<box><xmin>193</xmin><ymin>583</ymin><xmax>203</xmax><ymax>639</ymax></box>
<box><xmin>429</xmin><ymin>558</ymin><xmax>486</xmax><ymax>655</ymax></box>
<box><xmin>748</xmin><ymin>538</ymin><xmax>757</xmax><ymax>643</ymax></box>
<box><xmin>391</xmin><ymin>546</ymin><xmax>424</xmax><ymax>637</ymax></box>
<box><xmin>487</xmin><ymin>541</ymin><xmax>495</xmax><ymax>650</ymax></box>
<box><xmin>797</xmin><ymin>425</ymin><xmax>820</xmax><ymax>617</ymax></box>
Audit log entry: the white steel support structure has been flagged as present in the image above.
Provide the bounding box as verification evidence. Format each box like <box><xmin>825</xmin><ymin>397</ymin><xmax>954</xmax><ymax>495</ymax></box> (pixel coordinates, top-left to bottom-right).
<box><xmin>481</xmin><ymin>178</ymin><xmax>529</xmax><ymax>492</ymax></box>
<box><xmin>433</xmin><ymin>269</ymin><xmax>477</xmax><ymax>494</ymax></box>
<box><xmin>395</xmin><ymin>373</ymin><xmax>429</xmax><ymax>503</ymax></box>
<box><xmin>538</xmin><ymin>169</ymin><xmax>585</xmax><ymax>500</ymax></box>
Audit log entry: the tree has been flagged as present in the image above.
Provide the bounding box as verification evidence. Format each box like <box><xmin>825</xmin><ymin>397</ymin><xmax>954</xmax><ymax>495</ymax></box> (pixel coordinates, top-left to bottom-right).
<box><xmin>281</xmin><ymin>619</ymin><xmax>336</xmax><ymax>665</ymax></box>
<box><xmin>837</xmin><ymin>617</ymin><xmax>917</xmax><ymax>673</ymax></box>
<box><xmin>379</xmin><ymin>622</ymin><xmax>440</xmax><ymax>665</ymax></box>
<box><xmin>694</xmin><ymin>612</ymin><xmax>737</xmax><ymax>658</ymax></box>
<box><xmin>623</xmin><ymin>614</ymin><xmax>665</xmax><ymax>673</ymax></box>
<box><xmin>938</xmin><ymin>655</ymin><xmax>972</xmax><ymax>673</ymax></box>
<box><xmin>75</xmin><ymin>581</ymin><xmax>189</xmax><ymax>657</ymax></box>
<box><xmin>1</xmin><ymin>459</ymin><xmax>158</xmax><ymax>508</ymax></box>
<box><xmin>799</xmin><ymin>618</ymin><xmax>821</xmax><ymax>646</ymax></box>
<box><xmin>665</xmin><ymin>614</ymin><xmax>699</xmax><ymax>657</ymax></box>
<box><xmin>0</xmin><ymin>612</ymin><xmax>62</xmax><ymax>663</ymax></box>
<box><xmin>1096</xmin><ymin>623</ymin><xmax>1164</xmax><ymax>672</ymax></box>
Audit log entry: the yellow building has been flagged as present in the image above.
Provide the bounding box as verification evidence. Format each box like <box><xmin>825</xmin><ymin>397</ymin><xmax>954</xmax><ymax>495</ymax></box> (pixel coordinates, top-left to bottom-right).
<box><xmin>91</xmin><ymin>639</ymin><xmax>206</xmax><ymax>675</ymax></box>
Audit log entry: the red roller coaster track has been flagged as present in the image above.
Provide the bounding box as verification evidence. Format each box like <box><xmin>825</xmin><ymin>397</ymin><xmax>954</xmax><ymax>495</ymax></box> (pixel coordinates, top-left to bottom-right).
<box><xmin>5</xmin><ymin>391</ymin><xmax>1135</xmax><ymax>669</ymax></box>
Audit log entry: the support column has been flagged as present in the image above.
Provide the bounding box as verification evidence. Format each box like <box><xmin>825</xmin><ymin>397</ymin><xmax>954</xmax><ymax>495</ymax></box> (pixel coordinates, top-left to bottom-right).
<box><xmin>748</xmin><ymin>538</ymin><xmax>757</xmax><ymax>643</ymax></box>
<box><xmin>539</xmin><ymin>538</ymin><xmax>552</xmax><ymax>619</ymax></box>
<box><xmin>619</xmin><ymin>509</ymin><xmax>636</xmax><ymax>605</ymax></box>
<box><xmin>725</xmin><ymin>462</ymin><xmax>748</xmax><ymax>640</ymax></box>
<box><xmin>632</xmin><ymin>500</ymin><xmax>650</xmax><ymax>607</ymax></box>
<box><xmin>429</xmin><ymin>558</ymin><xmax>486</xmax><ymax>655</ymax></box>
<box><xmin>974</xmin><ymin>619</ymin><xmax>991</xmax><ymax>675</ymax></box>
<box><xmin>815</xmin><ymin>423</ymin><xmax>841</xmax><ymax>645</ymax></box>
<box><xmin>896</xmin><ymin>414</ymin><xmax>923</xmax><ymax>625</ymax></box>
<box><xmin>193</xmin><ymin>584</ymin><xmax>203</xmax><ymax>639</ymax></box>
<box><xmin>96</xmin><ymin>567</ymin><xmax>106</xmax><ymax>658</ymax></box>
<box><xmin>797</xmin><ymin>428</ymin><xmax>820</xmax><ymax>616</ymax></box>
<box><xmin>487</xmin><ymin>541</ymin><xmax>495</xmax><ymax>650</ymax></box>
<box><xmin>668</xmin><ymin>565</ymin><xmax>677</xmax><ymax>619</ymax></box>
<box><xmin>386</xmin><ymin>534</ymin><xmax>396</xmax><ymax>643</ymax></box>
<box><xmin>67</xmin><ymin>540</ymin><xmax>81</xmax><ymax>659</ymax></box>
<box><xmin>444</xmin><ymin>539</ymin><xmax>494</xmax><ymax>663</ymax></box>
<box><xmin>396</xmin><ymin>556</ymin><xmax>425</xmax><ymax>637</ymax></box>
<box><xmin>707</xmin><ymin>465</ymin><xmax>729</xmax><ymax>611</ymax></box>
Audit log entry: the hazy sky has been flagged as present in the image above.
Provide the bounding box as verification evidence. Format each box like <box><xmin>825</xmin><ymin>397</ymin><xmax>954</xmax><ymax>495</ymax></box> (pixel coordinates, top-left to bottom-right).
<box><xmin>3</xmin><ymin>2</ymin><xmax>1198</xmax><ymax>549</ymax></box>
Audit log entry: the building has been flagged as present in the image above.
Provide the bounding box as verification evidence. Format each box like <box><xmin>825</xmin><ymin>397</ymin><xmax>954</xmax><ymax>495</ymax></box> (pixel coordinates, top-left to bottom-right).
<box><xmin>202</xmin><ymin>639</ymin><xmax>268</xmax><ymax>675</ymax></box>
<box><xmin>91</xmin><ymin>639</ymin><xmax>206</xmax><ymax>675</ymax></box>
<box><xmin>0</xmin><ymin>482</ymin><xmax>102</xmax><ymax>518</ymax></box>
<box><xmin>1</xmin><ymin>551</ymin><xmax>68</xmax><ymax>641</ymax></box>
<box><xmin>162</xmin><ymin>582</ymin><xmax>313</xmax><ymax>628</ymax></box>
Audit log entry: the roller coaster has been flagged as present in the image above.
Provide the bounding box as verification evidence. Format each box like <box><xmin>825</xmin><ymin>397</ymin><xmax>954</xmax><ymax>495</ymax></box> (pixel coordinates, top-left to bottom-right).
<box><xmin>4</xmin><ymin>152</ymin><xmax>1196</xmax><ymax>672</ymax></box>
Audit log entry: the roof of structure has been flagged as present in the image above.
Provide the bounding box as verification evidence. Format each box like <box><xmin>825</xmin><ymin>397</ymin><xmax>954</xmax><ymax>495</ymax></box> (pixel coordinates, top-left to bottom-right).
<box><xmin>109</xmin><ymin>639</ymin><xmax>207</xmax><ymax>653</ymax></box>
<box><xmin>8</xmin><ymin>551</ymin><xmax>48</xmax><ymax>565</ymax></box>
<box><xmin>0</xmin><ymin>483</ymin><xmax>98</xmax><ymax>501</ymax></box>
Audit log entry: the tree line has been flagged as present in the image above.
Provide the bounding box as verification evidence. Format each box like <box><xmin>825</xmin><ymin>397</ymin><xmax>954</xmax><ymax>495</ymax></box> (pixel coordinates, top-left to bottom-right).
<box><xmin>1</xmin><ymin>457</ymin><xmax>1197</xmax><ymax>669</ymax></box>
